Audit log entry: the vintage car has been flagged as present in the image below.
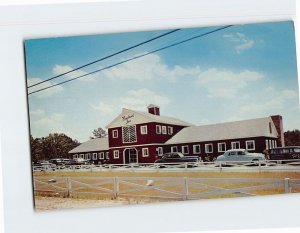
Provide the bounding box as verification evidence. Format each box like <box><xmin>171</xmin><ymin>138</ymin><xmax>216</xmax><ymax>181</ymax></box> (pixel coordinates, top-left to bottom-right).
<box><xmin>215</xmin><ymin>149</ymin><xmax>265</xmax><ymax>163</ymax></box>
<box><xmin>154</xmin><ymin>152</ymin><xmax>199</xmax><ymax>164</ymax></box>
<box><xmin>268</xmin><ymin>146</ymin><xmax>300</xmax><ymax>161</ymax></box>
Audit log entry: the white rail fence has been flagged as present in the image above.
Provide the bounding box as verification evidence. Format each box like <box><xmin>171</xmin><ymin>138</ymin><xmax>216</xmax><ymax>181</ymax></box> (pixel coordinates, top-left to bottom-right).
<box><xmin>33</xmin><ymin>160</ymin><xmax>300</xmax><ymax>173</ymax></box>
<box><xmin>33</xmin><ymin>176</ymin><xmax>300</xmax><ymax>200</ymax></box>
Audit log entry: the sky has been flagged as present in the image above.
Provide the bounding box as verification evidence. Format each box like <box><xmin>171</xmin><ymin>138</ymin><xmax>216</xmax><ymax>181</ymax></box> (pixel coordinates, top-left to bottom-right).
<box><xmin>25</xmin><ymin>21</ymin><xmax>300</xmax><ymax>143</ymax></box>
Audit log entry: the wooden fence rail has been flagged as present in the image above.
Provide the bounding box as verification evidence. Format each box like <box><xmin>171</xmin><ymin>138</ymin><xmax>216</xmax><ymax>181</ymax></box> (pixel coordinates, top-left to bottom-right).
<box><xmin>33</xmin><ymin>176</ymin><xmax>300</xmax><ymax>200</ymax></box>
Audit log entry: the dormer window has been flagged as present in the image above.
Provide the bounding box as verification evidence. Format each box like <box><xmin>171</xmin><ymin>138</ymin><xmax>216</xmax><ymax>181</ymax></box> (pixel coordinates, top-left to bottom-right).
<box><xmin>162</xmin><ymin>126</ymin><xmax>167</xmax><ymax>134</ymax></box>
<box><xmin>156</xmin><ymin>125</ymin><xmax>161</xmax><ymax>134</ymax></box>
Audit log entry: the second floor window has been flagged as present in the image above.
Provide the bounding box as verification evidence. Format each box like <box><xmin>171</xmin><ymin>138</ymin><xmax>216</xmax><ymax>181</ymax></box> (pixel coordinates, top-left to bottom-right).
<box><xmin>122</xmin><ymin>125</ymin><xmax>137</xmax><ymax>143</ymax></box>
<box><xmin>112</xmin><ymin>130</ymin><xmax>118</xmax><ymax>138</ymax></box>
<box><xmin>140</xmin><ymin>125</ymin><xmax>148</xmax><ymax>135</ymax></box>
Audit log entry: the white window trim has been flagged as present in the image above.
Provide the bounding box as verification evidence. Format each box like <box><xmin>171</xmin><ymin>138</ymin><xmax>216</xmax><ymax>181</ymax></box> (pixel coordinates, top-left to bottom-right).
<box><xmin>99</xmin><ymin>152</ymin><xmax>104</xmax><ymax>159</ymax></box>
<box><xmin>113</xmin><ymin>150</ymin><xmax>119</xmax><ymax>159</ymax></box>
<box><xmin>140</xmin><ymin>125</ymin><xmax>148</xmax><ymax>135</ymax></box>
<box><xmin>193</xmin><ymin>144</ymin><xmax>201</xmax><ymax>154</ymax></box>
<box><xmin>80</xmin><ymin>154</ymin><xmax>84</xmax><ymax>159</ymax></box>
<box><xmin>156</xmin><ymin>125</ymin><xmax>161</xmax><ymax>134</ymax></box>
<box><xmin>106</xmin><ymin>152</ymin><xmax>109</xmax><ymax>159</ymax></box>
<box><xmin>112</xmin><ymin>129</ymin><xmax>118</xmax><ymax>138</ymax></box>
<box><xmin>73</xmin><ymin>154</ymin><xmax>78</xmax><ymax>159</ymax></box>
<box><xmin>182</xmin><ymin>145</ymin><xmax>189</xmax><ymax>154</ymax></box>
<box><xmin>168</xmin><ymin>126</ymin><xmax>173</xmax><ymax>135</ymax></box>
<box><xmin>218</xmin><ymin>143</ymin><xmax>226</xmax><ymax>152</ymax></box>
<box><xmin>92</xmin><ymin>153</ymin><xmax>97</xmax><ymax>160</ymax></box>
<box><xmin>157</xmin><ymin>147</ymin><xmax>163</xmax><ymax>155</ymax></box>
<box><xmin>205</xmin><ymin>144</ymin><xmax>213</xmax><ymax>153</ymax></box>
<box><xmin>171</xmin><ymin>146</ymin><xmax>178</xmax><ymax>153</ymax></box>
<box><xmin>265</xmin><ymin>139</ymin><xmax>269</xmax><ymax>149</ymax></box>
<box><xmin>246</xmin><ymin>140</ymin><xmax>255</xmax><ymax>151</ymax></box>
<box><xmin>231</xmin><ymin>141</ymin><xmax>240</xmax><ymax>149</ymax></box>
<box><xmin>162</xmin><ymin>126</ymin><xmax>167</xmax><ymax>134</ymax></box>
<box><xmin>142</xmin><ymin>148</ymin><xmax>149</xmax><ymax>157</ymax></box>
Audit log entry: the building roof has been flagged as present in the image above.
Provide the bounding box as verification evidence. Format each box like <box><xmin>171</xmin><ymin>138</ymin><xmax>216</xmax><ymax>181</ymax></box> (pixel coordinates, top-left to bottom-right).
<box><xmin>106</xmin><ymin>108</ymin><xmax>194</xmax><ymax>128</ymax></box>
<box><xmin>69</xmin><ymin>138</ymin><xmax>109</xmax><ymax>154</ymax></box>
<box><xmin>165</xmin><ymin>117</ymin><xmax>279</xmax><ymax>144</ymax></box>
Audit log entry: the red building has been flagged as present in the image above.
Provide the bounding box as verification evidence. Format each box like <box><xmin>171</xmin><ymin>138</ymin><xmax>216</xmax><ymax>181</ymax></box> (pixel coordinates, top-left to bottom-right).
<box><xmin>69</xmin><ymin>105</ymin><xmax>284</xmax><ymax>163</ymax></box>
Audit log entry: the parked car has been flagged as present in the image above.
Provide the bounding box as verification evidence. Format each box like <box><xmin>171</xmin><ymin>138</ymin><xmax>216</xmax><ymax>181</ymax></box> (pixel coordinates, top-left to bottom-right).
<box><xmin>215</xmin><ymin>149</ymin><xmax>265</xmax><ymax>164</ymax></box>
<box><xmin>49</xmin><ymin>158</ymin><xmax>65</xmax><ymax>166</ymax></box>
<box><xmin>268</xmin><ymin>146</ymin><xmax>300</xmax><ymax>161</ymax></box>
<box><xmin>154</xmin><ymin>152</ymin><xmax>199</xmax><ymax>165</ymax></box>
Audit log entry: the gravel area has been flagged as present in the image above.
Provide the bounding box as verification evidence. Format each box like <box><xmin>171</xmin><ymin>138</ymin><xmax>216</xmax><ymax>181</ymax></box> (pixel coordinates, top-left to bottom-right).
<box><xmin>35</xmin><ymin>196</ymin><xmax>129</xmax><ymax>211</ymax></box>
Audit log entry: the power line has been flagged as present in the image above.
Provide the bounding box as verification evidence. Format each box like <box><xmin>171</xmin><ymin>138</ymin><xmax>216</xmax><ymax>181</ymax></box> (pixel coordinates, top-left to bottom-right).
<box><xmin>27</xmin><ymin>28</ymin><xmax>180</xmax><ymax>88</ymax></box>
<box><xmin>28</xmin><ymin>25</ymin><xmax>232</xmax><ymax>95</ymax></box>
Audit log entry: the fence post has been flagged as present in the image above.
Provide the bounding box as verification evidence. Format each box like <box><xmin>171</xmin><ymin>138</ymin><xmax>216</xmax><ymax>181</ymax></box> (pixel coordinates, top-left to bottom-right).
<box><xmin>284</xmin><ymin>178</ymin><xmax>291</xmax><ymax>193</ymax></box>
<box><xmin>66</xmin><ymin>177</ymin><xmax>72</xmax><ymax>197</ymax></box>
<box><xmin>184</xmin><ymin>162</ymin><xmax>188</xmax><ymax>171</ymax></box>
<box><xmin>258</xmin><ymin>160</ymin><xmax>261</xmax><ymax>173</ymax></box>
<box><xmin>113</xmin><ymin>177</ymin><xmax>119</xmax><ymax>199</ymax></box>
<box><xmin>182</xmin><ymin>177</ymin><xmax>189</xmax><ymax>200</ymax></box>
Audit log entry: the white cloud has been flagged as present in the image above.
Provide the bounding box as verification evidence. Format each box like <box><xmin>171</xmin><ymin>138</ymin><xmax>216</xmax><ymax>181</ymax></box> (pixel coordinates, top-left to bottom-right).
<box><xmin>27</xmin><ymin>77</ymin><xmax>63</xmax><ymax>98</ymax></box>
<box><xmin>31</xmin><ymin>113</ymin><xmax>72</xmax><ymax>138</ymax></box>
<box><xmin>101</xmin><ymin>54</ymin><xmax>201</xmax><ymax>82</ymax></box>
<box><xmin>91</xmin><ymin>101</ymin><xmax>115</xmax><ymax>115</ymax></box>
<box><xmin>198</xmin><ymin>68</ymin><xmax>263</xmax><ymax>98</ymax></box>
<box><xmin>120</xmin><ymin>88</ymin><xmax>170</xmax><ymax>110</ymax></box>
<box><xmin>53</xmin><ymin>65</ymin><xmax>96</xmax><ymax>81</ymax></box>
<box><xmin>30</xmin><ymin>109</ymin><xmax>45</xmax><ymax>117</ymax></box>
<box><xmin>223</xmin><ymin>32</ymin><xmax>255</xmax><ymax>54</ymax></box>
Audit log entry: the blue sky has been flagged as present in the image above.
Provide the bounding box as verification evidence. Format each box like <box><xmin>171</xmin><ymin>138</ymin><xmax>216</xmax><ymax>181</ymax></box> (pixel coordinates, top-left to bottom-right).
<box><xmin>25</xmin><ymin>21</ymin><xmax>300</xmax><ymax>142</ymax></box>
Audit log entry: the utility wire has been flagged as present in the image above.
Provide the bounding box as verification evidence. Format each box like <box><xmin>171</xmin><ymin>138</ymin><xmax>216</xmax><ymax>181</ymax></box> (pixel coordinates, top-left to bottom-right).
<box><xmin>28</xmin><ymin>28</ymin><xmax>180</xmax><ymax>88</ymax></box>
<box><xmin>28</xmin><ymin>25</ymin><xmax>232</xmax><ymax>95</ymax></box>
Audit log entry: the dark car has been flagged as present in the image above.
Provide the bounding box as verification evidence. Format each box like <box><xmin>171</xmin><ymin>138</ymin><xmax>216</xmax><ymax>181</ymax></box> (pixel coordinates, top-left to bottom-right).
<box><xmin>154</xmin><ymin>152</ymin><xmax>199</xmax><ymax>165</ymax></box>
<box><xmin>268</xmin><ymin>146</ymin><xmax>300</xmax><ymax>161</ymax></box>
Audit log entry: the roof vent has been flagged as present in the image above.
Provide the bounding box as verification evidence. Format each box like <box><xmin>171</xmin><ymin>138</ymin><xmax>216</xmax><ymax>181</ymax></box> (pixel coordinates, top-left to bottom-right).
<box><xmin>147</xmin><ymin>104</ymin><xmax>160</xmax><ymax>116</ymax></box>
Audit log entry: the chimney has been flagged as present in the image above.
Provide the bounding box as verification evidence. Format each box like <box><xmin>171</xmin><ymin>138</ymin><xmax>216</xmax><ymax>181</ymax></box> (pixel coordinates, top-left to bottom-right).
<box><xmin>271</xmin><ymin>115</ymin><xmax>285</xmax><ymax>147</ymax></box>
<box><xmin>147</xmin><ymin>104</ymin><xmax>160</xmax><ymax>116</ymax></box>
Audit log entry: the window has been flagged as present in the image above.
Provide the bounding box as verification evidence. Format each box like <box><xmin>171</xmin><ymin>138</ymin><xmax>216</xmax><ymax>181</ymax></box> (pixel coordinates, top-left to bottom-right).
<box><xmin>182</xmin><ymin>145</ymin><xmax>189</xmax><ymax>154</ymax></box>
<box><xmin>106</xmin><ymin>152</ymin><xmax>109</xmax><ymax>159</ymax></box>
<box><xmin>269</xmin><ymin>140</ymin><xmax>272</xmax><ymax>149</ymax></box>
<box><xmin>168</xmin><ymin>126</ymin><xmax>173</xmax><ymax>135</ymax></box>
<box><xmin>140</xmin><ymin>125</ymin><xmax>148</xmax><ymax>135</ymax></box>
<box><xmin>171</xmin><ymin>146</ymin><xmax>178</xmax><ymax>152</ymax></box>
<box><xmin>122</xmin><ymin>125</ymin><xmax>137</xmax><ymax>143</ymax></box>
<box><xmin>246</xmin><ymin>140</ymin><xmax>255</xmax><ymax>150</ymax></box>
<box><xmin>113</xmin><ymin>150</ymin><xmax>119</xmax><ymax>159</ymax></box>
<box><xmin>112</xmin><ymin>129</ymin><xmax>118</xmax><ymax>138</ymax></box>
<box><xmin>231</xmin><ymin>141</ymin><xmax>240</xmax><ymax>149</ymax></box>
<box><xmin>80</xmin><ymin>154</ymin><xmax>84</xmax><ymax>159</ymax></box>
<box><xmin>162</xmin><ymin>126</ymin><xmax>167</xmax><ymax>134</ymax></box>
<box><xmin>85</xmin><ymin>153</ymin><xmax>91</xmax><ymax>159</ymax></box>
<box><xmin>73</xmin><ymin>154</ymin><xmax>78</xmax><ymax>159</ymax></box>
<box><xmin>265</xmin><ymin>139</ymin><xmax>269</xmax><ymax>149</ymax></box>
<box><xmin>92</xmin><ymin>153</ymin><xmax>97</xmax><ymax>160</ymax></box>
<box><xmin>157</xmin><ymin>147</ymin><xmax>163</xmax><ymax>155</ymax></box>
<box><xmin>156</xmin><ymin>125</ymin><xmax>161</xmax><ymax>134</ymax></box>
<box><xmin>193</xmin><ymin>145</ymin><xmax>201</xmax><ymax>154</ymax></box>
<box><xmin>142</xmin><ymin>148</ymin><xmax>149</xmax><ymax>157</ymax></box>
<box><xmin>274</xmin><ymin>140</ymin><xmax>277</xmax><ymax>148</ymax></box>
<box><xmin>218</xmin><ymin>143</ymin><xmax>226</xmax><ymax>152</ymax></box>
<box><xmin>269</xmin><ymin>122</ymin><xmax>272</xmax><ymax>134</ymax></box>
<box><xmin>205</xmin><ymin>144</ymin><xmax>213</xmax><ymax>153</ymax></box>
<box><xmin>99</xmin><ymin>152</ymin><xmax>104</xmax><ymax>159</ymax></box>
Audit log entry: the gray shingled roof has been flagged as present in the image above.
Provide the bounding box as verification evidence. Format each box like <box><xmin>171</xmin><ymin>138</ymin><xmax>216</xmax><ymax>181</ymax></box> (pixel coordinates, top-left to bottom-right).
<box><xmin>106</xmin><ymin>108</ymin><xmax>194</xmax><ymax>128</ymax></box>
<box><xmin>165</xmin><ymin>117</ymin><xmax>278</xmax><ymax>144</ymax></box>
<box><xmin>69</xmin><ymin>138</ymin><xmax>109</xmax><ymax>153</ymax></box>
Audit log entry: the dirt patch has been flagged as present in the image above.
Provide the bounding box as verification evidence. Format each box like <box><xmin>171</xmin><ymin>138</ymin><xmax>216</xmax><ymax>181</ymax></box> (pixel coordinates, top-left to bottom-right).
<box><xmin>34</xmin><ymin>196</ymin><xmax>129</xmax><ymax>211</ymax></box>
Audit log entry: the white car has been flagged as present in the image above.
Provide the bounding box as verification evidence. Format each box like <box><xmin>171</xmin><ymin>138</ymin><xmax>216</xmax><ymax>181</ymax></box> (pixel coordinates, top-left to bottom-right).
<box><xmin>215</xmin><ymin>149</ymin><xmax>265</xmax><ymax>163</ymax></box>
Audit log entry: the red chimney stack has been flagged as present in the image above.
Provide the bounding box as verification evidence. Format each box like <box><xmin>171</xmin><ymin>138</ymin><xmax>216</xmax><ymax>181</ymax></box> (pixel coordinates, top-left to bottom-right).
<box><xmin>147</xmin><ymin>104</ymin><xmax>160</xmax><ymax>116</ymax></box>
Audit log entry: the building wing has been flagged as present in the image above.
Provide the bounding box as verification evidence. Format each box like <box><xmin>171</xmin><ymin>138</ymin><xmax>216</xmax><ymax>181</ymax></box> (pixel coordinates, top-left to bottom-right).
<box><xmin>69</xmin><ymin>138</ymin><xmax>109</xmax><ymax>153</ymax></box>
<box><xmin>165</xmin><ymin>117</ymin><xmax>279</xmax><ymax>144</ymax></box>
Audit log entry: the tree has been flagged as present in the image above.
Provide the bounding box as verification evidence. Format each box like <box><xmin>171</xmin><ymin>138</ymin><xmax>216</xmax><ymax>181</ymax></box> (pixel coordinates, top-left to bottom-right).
<box><xmin>284</xmin><ymin>130</ymin><xmax>300</xmax><ymax>146</ymax></box>
<box><xmin>30</xmin><ymin>133</ymin><xmax>80</xmax><ymax>161</ymax></box>
<box><xmin>91</xmin><ymin>127</ymin><xmax>107</xmax><ymax>139</ymax></box>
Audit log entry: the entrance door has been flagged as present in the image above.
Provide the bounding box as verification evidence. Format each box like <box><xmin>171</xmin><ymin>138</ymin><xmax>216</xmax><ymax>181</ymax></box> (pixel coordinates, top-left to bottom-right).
<box><xmin>124</xmin><ymin>148</ymin><xmax>138</xmax><ymax>164</ymax></box>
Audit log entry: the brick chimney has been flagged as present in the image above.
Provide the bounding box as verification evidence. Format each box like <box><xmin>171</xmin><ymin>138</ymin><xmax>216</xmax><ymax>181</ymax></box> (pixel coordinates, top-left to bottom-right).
<box><xmin>271</xmin><ymin>115</ymin><xmax>285</xmax><ymax>147</ymax></box>
<box><xmin>147</xmin><ymin>104</ymin><xmax>160</xmax><ymax>116</ymax></box>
